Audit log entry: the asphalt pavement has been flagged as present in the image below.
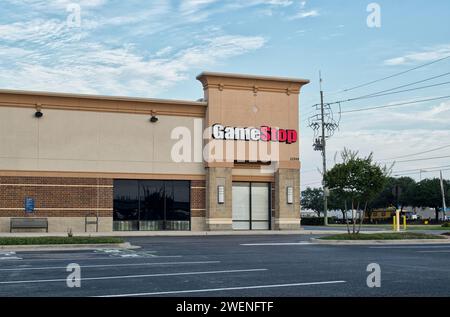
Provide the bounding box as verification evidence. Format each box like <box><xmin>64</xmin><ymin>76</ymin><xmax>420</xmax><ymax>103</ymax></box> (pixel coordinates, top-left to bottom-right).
<box><xmin>0</xmin><ymin>234</ymin><xmax>449</xmax><ymax>297</ymax></box>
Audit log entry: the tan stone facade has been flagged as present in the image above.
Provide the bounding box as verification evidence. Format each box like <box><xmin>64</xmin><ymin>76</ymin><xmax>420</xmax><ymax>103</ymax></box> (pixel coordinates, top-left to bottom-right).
<box><xmin>0</xmin><ymin>72</ymin><xmax>308</xmax><ymax>233</ymax></box>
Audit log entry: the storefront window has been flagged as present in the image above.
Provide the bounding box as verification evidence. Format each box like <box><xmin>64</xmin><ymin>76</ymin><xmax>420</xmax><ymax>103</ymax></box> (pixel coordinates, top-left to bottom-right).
<box><xmin>113</xmin><ymin>180</ymin><xmax>190</xmax><ymax>231</ymax></box>
<box><xmin>165</xmin><ymin>181</ymin><xmax>191</xmax><ymax>230</ymax></box>
<box><xmin>140</xmin><ymin>180</ymin><xmax>165</xmax><ymax>231</ymax></box>
<box><xmin>113</xmin><ymin>180</ymin><xmax>139</xmax><ymax>231</ymax></box>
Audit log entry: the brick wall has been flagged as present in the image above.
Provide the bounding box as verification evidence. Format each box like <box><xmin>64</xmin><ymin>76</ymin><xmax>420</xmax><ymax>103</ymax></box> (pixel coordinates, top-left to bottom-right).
<box><xmin>0</xmin><ymin>176</ymin><xmax>113</xmax><ymax>217</ymax></box>
<box><xmin>191</xmin><ymin>180</ymin><xmax>206</xmax><ymax>217</ymax></box>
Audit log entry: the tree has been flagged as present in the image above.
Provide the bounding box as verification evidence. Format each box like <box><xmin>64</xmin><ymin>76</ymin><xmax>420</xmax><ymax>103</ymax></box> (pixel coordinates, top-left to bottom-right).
<box><xmin>301</xmin><ymin>187</ymin><xmax>324</xmax><ymax>217</ymax></box>
<box><xmin>324</xmin><ymin>148</ymin><xmax>389</xmax><ymax>234</ymax></box>
<box><xmin>369</xmin><ymin>176</ymin><xmax>416</xmax><ymax>220</ymax></box>
<box><xmin>393</xmin><ymin>177</ymin><xmax>416</xmax><ymax>210</ymax></box>
<box><xmin>412</xmin><ymin>178</ymin><xmax>450</xmax><ymax>221</ymax></box>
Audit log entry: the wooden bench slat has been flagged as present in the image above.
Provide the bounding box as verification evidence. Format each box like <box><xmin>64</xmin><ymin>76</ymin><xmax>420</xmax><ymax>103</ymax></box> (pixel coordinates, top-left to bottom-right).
<box><xmin>10</xmin><ymin>218</ymin><xmax>48</xmax><ymax>232</ymax></box>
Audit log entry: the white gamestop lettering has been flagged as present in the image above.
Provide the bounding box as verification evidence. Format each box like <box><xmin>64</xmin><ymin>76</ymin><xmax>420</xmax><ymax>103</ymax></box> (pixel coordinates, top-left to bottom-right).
<box><xmin>212</xmin><ymin>124</ymin><xmax>298</xmax><ymax>144</ymax></box>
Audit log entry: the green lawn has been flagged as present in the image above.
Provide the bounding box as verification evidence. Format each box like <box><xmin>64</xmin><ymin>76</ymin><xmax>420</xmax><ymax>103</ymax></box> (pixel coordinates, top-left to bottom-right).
<box><xmin>0</xmin><ymin>236</ymin><xmax>124</xmax><ymax>246</ymax></box>
<box><xmin>319</xmin><ymin>232</ymin><xmax>447</xmax><ymax>240</ymax></box>
<box><xmin>328</xmin><ymin>224</ymin><xmax>450</xmax><ymax>231</ymax></box>
<box><xmin>405</xmin><ymin>225</ymin><xmax>450</xmax><ymax>231</ymax></box>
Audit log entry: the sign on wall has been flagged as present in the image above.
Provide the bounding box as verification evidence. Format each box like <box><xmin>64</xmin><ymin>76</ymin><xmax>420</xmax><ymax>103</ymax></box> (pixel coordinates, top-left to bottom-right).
<box><xmin>24</xmin><ymin>197</ymin><xmax>35</xmax><ymax>213</ymax></box>
<box><xmin>212</xmin><ymin>124</ymin><xmax>298</xmax><ymax>144</ymax></box>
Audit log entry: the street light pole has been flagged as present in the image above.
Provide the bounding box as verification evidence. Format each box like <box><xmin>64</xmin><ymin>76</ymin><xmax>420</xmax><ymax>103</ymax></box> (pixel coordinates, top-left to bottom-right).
<box><xmin>440</xmin><ymin>170</ymin><xmax>447</xmax><ymax>221</ymax></box>
<box><xmin>320</xmin><ymin>73</ymin><xmax>328</xmax><ymax>226</ymax></box>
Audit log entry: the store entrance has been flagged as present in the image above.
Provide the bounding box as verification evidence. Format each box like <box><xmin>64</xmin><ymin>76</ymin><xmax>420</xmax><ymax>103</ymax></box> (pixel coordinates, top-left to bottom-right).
<box><xmin>232</xmin><ymin>182</ymin><xmax>271</xmax><ymax>230</ymax></box>
<box><xmin>113</xmin><ymin>180</ymin><xmax>190</xmax><ymax>231</ymax></box>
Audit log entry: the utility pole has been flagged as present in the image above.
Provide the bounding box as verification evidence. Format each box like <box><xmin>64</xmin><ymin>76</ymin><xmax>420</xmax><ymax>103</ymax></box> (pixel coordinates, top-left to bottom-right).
<box><xmin>320</xmin><ymin>72</ymin><xmax>328</xmax><ymax>226</ymax></box>
<box><xmin>440</xmin><ymin>170</ymin><xmax>447</xmax><ymax>221</ymax></box>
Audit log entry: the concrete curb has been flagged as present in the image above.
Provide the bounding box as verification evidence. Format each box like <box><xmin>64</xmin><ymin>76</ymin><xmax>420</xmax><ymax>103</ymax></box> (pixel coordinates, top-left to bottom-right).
<box><xmin>0</xmin><ymin>230</ymin><xmax>388</xmax><ymax>238</ymax></box>
<box><xmin>0</xmin><ymin>242</ymin><xmax>139</xmax><ymax>252</ymax></box>
<box><xmin>310</xmin><ymin>237</ymin><xmax>450</xmax><ymax>245</ymax></box>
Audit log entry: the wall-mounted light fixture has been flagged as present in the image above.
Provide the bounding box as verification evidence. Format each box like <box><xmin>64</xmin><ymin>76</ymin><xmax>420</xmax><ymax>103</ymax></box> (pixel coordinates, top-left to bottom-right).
<box><xmin>287</xmin><ymin>186</ymin><xmax>293</xmax><ymax>204</ymax></box>
<box><xmin>35</xmin><ymin>105</ymin><xmax>43</xmax><ymax>118</ymax></box>
<box><xmin>150</xmin><ymin>110</ymin><xmax>158</xmax><ymax>123</ymax></box>
<box><xmin>217</xmin><ymin>185</ymin><xmax>225</xmax><ymax>204</ymax></box>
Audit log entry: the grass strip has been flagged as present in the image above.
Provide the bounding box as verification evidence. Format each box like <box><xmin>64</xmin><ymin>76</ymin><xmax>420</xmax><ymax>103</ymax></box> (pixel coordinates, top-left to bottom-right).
<box><xmin>0</xmin><ymin>236</ymin><xmax>124</xmax><ymax>246</ymax></box>
<box><xmin>319</xmin><ymin>232</ymin><xmax>446</xmax><ymax>240</ymax></box>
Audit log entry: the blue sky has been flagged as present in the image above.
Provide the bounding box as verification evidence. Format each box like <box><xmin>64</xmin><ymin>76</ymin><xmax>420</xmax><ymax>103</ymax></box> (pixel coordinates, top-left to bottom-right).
<box><xmin>1</xmin><ymin>0</ymin><xmax>450</xmax><ymax>186</ymax></box>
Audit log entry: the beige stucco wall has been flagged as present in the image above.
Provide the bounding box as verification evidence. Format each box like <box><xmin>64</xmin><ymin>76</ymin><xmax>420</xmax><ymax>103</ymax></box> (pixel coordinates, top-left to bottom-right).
<box><xmin>198</xmin><ymin>74</ymin><xmax>306</xmax><ymax>170</ymax></box>
<box><xmin>191</xmin><ymin>216</ymin><xmax>206</xmax><ymax>231</ymax></box>
<box><xmin>0</xmin><ymin>217</ymin><xmax>112</xmax><ymax>233</ymax></box>
<box><xmin>206</xmin><ymin>167</ymin><xmax>233</xmax><ymax>230</ymax></box>
<box><xmin>0</xmin><ymin>107</ymin><xmax>204</xmax><ymax>175</ymax></box>
<box><xmin>273</xmin><ymin>169</ymin><xmax>301</xmax><ymax>230</ymax></box>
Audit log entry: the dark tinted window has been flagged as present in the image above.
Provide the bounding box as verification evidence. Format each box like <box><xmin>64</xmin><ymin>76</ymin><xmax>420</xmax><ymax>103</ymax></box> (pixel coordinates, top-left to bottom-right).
<box><xmin>113</xmin><ymin>180</ymin><xmax>190</xmax><ymax>231</ymax></box>
<box><xmin>113</xmin><ymin>180</ymin><xmax>139</xmax><ymax>231</ymax></box>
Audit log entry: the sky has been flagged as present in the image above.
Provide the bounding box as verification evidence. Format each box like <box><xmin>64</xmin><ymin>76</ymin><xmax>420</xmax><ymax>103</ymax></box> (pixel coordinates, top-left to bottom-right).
<box><xmin>1</xmin><ymin>0</ymin><xmax>450</xmax><ymax>187</ymax></box>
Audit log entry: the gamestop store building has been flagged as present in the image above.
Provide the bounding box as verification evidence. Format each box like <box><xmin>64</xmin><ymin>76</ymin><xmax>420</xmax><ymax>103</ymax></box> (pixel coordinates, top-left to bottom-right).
<box><xmin>0</xmin><ymin>72</ymin><xmax>309</xmax><ymax>233</ymax></box>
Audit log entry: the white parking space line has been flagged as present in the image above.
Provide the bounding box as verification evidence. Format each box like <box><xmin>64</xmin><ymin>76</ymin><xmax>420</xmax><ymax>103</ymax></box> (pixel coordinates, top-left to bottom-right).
<box><xmin>241</xmin><ymin>242</ymin><xmax>312</xmax><ymax>246</ymax></box>
<box><xmin>0</xmin><ymin>261</ymin><xmax>221</xmax><ymax>272</ymax></box>
<box><xmin>97</xmin><ymin>280</ymin><xmax>347</xmax><ymax>297</ymax></box>
<box><xmin>0</xmin><ymin>268</ymin><xmax>267</xmax><ymax>285</ymax></box>
<box><xmin>369</xmin><ymin>246</ymin><xmax>450</xmax><ymax>249</ymax></box>
<box><xmin>417</xmin><ymin>251</ymin><xmax>450</xmax><ymax>253</ymax></box>
<box><xmin>0</xmin><ymin>257</ymin><xmax>22</xmax><ymax>260</ymax></box>
<box><xmin>0</xmin><ymin>252</ymin><xmax>22</xmax><ymax>260</ymax></box>
<box><xmin>0</xmin><ymin>255</ymin><xmax>182</xmax><ymax>263</ymax></box>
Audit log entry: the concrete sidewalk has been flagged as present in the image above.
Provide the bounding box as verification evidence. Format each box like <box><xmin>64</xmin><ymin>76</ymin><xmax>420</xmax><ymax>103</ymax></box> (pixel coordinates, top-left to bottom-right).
<box><xmin>0</xmin><ymin>229</ymin><xmax>391</xmax><ymax>238</ymax></box>
<box><xmin>0</xmin><ymin>242</ymin><xmax>137</xmax><ymax>252</ymax></box>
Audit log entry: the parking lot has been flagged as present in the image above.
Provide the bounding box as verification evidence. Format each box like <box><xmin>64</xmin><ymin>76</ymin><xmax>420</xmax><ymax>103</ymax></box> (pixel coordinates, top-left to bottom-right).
<box><xmin>1</xmin><ymin>234</ymin><xmax>449</xmax><ymax>297</ymax></box>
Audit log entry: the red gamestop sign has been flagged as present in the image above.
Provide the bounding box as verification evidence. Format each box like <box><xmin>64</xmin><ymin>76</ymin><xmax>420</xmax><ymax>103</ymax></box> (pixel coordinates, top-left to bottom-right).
<box><xmin>212</xmin><ymin>124</ymin><xmax>298</xmax><ymax>144</ymax></box>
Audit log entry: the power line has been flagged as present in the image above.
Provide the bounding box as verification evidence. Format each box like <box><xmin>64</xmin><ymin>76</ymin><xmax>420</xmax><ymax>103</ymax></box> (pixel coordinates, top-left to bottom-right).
<box><xmin>340</xmin><ymin>95</ymin><xmax>450</xmax><ymax>114</ymax></box>
<box><xmin>378</xmin><ymin>144</ymin><xmax>450</xmax><ymax>161</ymax></box>
<box><xmin>326</xmin><ymin>76</ymin><xmax>450</xmax><ymax>105</ymax></box>
<box><xmin>394</xmin><ymin>168</ymin><xmax>450</xmax><ymax>177</ymax></box>
<box><xmin>392</xmin><ymin>164</ymin><xmax>450</xmax><ymax>174</ymax></box>
<box><xmin>304</xmin><ymin>72</ymin><xmax>450</xmax><ymax>119</ymax></box>
<box><xmin>358</xmin><ymin>72</ymin><xmax>450</xmax><ymax>98</ymax></box>
<box><xmin>301</xmin><ymin>181</ymin><xmax>322</xmax><ymax>187</ymax></box>
<box><xmin>332</xmin><ymin>55</ymin><xmax>450</xmax><ymax>94</ymax></box>
<box><xmin>390</xmin><ymin>154</ymin><xmax>450</xmax><ymax>164</ymax></box>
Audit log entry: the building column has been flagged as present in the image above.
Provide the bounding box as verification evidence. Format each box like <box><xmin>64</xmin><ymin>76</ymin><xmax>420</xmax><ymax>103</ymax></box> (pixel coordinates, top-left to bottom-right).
<box><xmin>205</xmin><ymin>167</ymin><xmax>233</xmax><ymax>230</ymax></box>
<box><xmin>273</xmin><ymin>169</ymin><xmax>301</xmax><ymax>230</ymax></box>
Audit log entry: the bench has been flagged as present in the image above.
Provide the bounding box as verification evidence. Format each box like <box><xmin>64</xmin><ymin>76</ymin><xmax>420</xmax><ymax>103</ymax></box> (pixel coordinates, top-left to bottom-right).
<box><xmin>10</xmin><ymin>218</ymin><xmax>48</xmax><ymax>233</ymax></box>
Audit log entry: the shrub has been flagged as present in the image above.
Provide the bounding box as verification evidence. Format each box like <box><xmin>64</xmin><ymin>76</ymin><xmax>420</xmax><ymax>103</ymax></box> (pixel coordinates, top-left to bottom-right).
<box><xmin>301</xmin><ymin>217</ymin><xmax>339</xmax><ymax>226</ymax></box>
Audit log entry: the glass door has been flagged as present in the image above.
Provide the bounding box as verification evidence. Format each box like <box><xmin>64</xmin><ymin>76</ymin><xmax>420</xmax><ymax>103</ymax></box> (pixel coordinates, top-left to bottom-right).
<box><xmin>251</xmin><ymin>183</ymin><xmax>270</xmax><ymax>230</ymax></box>
<box><xmin>232</xmin><ymin>182</ymin><xmax>251</xmax><ymax>230</ymax></box>
<box><xmin>232</xmin><ymin>182</ymin><xmax>270</xmax><ymax>230</ymax></box>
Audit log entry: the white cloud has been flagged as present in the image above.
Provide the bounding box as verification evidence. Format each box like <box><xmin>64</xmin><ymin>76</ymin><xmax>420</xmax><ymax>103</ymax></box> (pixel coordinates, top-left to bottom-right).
<box><xmin>288</xmin><ymin>1</ymin><xmax>319</xmax><ymax>20</ymax></box>
<box><xmin>0</xmin><ymin>1</ymin><xmax>273</xmax><ymax>97</ymax></box>
<box><xmin>384</xmin><ymin>45</ymin><xmax>450</xmax><ymax>66</ymax></box>
<box><xmin>290</xmin><ymin>9</ymin><xmax>319</xmax><ymax>19</ymax></box>
<box><xmin>5</xmin><ymin>0</ymin><xmax>107</xmax><ymax>10</ymax></box>
<box><xmin>0</xmin><ymin>30</ymin><xmax>266</xmax><ymax>96</ymax></box>
<box><xmin>260</xmin><ymin>0</ymin><xmax>293</xmax><ymax>6</ymax></box>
